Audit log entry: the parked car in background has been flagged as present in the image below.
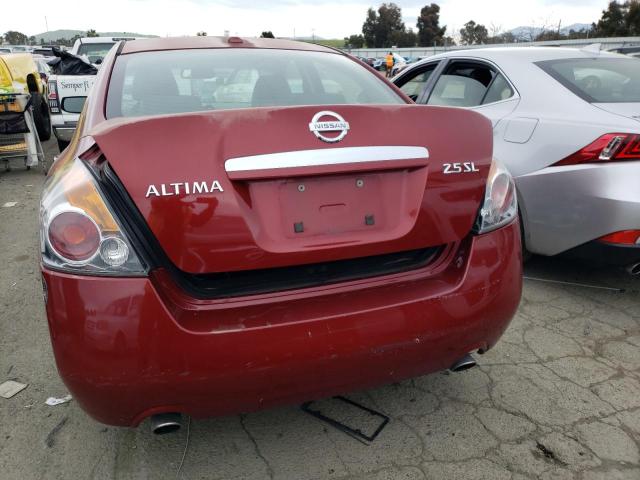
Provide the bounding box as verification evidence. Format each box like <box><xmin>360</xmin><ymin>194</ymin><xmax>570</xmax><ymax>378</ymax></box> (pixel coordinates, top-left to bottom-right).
<box><xmin>32</xmin><ymin>47</ymin><xmax>55</xmax><ymax>57</ymax></box>
<box><xmin>393</xmin><ymin>47</ymin><xmax>640</xmax><ymax>272</ymax></box>
<box><xmin>8</xmin><ymin>45</ymin><xmax>33</xmax><ymax>53</ymax></box>
<box><xmin>391</xmin><ymin>57</ymin><xmax>410</xmax><ymax>76</ymax></box>
<box><xmin>373</xmin><ymin>52</ymin><xmax>406</xmax><ymax>72</ymax></box>
<box><xmin>0</xmin><ymin>53</ymin><xmax>51</xmax><ymax>140</ymax></box>
<box><xmin>354</xmin><ymin>56</ymin><xmax>375</xmax><ymax>67</ymax></box>
<box><xmin>70</xmin><ymin>36</ymin><xmax>134</xmax><ymax>64</ymax></box>
<box><xmin>608</xmin><ymin>46</ymin><xmax>640</xmax><ymax>59</ymax></box>
<box><xmin>47</xmin><ymin>37</ymin><xmax>135</xmax><ymax>151</ymax></box>
<box><xmin>0</xmin><ymin>47</ymin><xmax>12</xmax><ymax>54</ymax></box>
<box><xmin>47</xmin><ymin>72</ymin><xmax>97</xmax><ymax>151</ymax></box>
<box><xmin>47</xmin><ymin>41</ymin><xmax>107</xmax><ymax>151</ymax></box>
<box><xmin>32</xmin><ymin>55</ymin><xmax>52</xmax><ymax>83</ymax></box>
<box><xmin>40</xmin><ymin>36</ymin><xmax>521</xmax><ymax>430</ymax></box>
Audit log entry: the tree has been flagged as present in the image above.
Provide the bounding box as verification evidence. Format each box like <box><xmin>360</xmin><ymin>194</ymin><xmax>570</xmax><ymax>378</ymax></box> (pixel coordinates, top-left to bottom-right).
<box><xmin>416</xmin><ymin>4</ymin><xmax>446</xmax><ymax>46</ymax></box>
<box><xmin>86</xmin><ymin>29</ymin><xmax>99</xmax><ymax>38</ymax></box>
<box><xmin>361</xmin><ymin>3</ymin><xmax>408</xmax><ymax>48</ymax></box>
<box><xmin>344</xmin><ymin>34</ymin><xmax>365</xmax><ymax>48</ymax></box>
<box><xmin>4</xmin><ymin>31</ymin><xmax>29</xmax><ymax>45</ymax></box>
<box><xmin>377</xmin><ymin>3</ymin><xmax>405</xmax><ymax>47</ymax></box>
<box><xmin>594</xmin><ymin>1</ymin><xmax>628</xmax><ymax>36</ymax></box>
<box><xmin>260</xmin><ymin>31</ymin><xmax>275</xmax><ymax>38</ymax></box>
<box><xmin>487</xmin><ymin>31</ymin><xmax>515</xmax><ymax>44</ymax></box>
<box><xmin>566</xmin><ymin>28</ymin><xmax>593</xmax><ymax>39</ymax></box>
<box><xmin>591</xmin><ymin>0</ymin><xmax>640</xmax><ymax>37</ymax></box>
<box><xmin>535</xmin><ymin>30</ymin><xmax>564</xmax><ymax>41</ymax></box>
<box><xmin>362</xmin><ymin>8</ymin><xmax>378</xmax><ymax>47</ymax></box>
<box><xmin>459</xmin><ymin>20</ymin><xmax>488</xmax><ymax>45</ymax></box>
<box><xmin>629</xmin><ymin>1</ymin><xmax>640</xmax><ymax>34</ymax></box>
<box><xmin>53</xmin><ymin>37</ymin><xmax>72</xmax><ymax>47</ymax></box>
<box><xmin>28</xmin><ymin>36</ymin><xmax>36</xmax><ymax>46</ymax></box>
<box><xmin>196</xmin><ymin>31</ymin><xmax>207</xmax><ymax>36</ymax></box>
<box><xmin>391</xmin><ymin>28</ymin><xmax>417</xmax><ymax>47</ymax></box>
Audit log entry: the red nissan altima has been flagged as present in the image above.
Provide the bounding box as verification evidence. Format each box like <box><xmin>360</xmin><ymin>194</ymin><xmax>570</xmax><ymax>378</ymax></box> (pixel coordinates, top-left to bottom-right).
<box><xmin>40</xmin><ymin>36</ymin><xmax>522</xmax><ymax>432</ymax></box>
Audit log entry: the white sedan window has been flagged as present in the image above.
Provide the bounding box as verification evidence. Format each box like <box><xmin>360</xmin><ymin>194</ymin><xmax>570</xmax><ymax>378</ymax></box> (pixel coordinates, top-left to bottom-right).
<box><xmin>537</xmin><ymin>57</ymin><xmax>640</xmax><ymax>103</ymax></box>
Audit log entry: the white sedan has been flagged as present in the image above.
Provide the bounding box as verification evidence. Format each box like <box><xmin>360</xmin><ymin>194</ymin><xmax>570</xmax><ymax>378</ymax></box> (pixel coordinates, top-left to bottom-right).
<box><xmin>393</xmin><ymin>46</ymin><xmax>640</xmax><ymax>272</ymax></box>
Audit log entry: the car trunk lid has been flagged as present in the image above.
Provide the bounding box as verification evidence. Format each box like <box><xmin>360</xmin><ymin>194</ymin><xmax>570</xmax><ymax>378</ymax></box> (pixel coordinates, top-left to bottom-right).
<box><xmin>91</xmin><ymin>104</ymin><xmax>492</xmax><ymax>274</ymax></box>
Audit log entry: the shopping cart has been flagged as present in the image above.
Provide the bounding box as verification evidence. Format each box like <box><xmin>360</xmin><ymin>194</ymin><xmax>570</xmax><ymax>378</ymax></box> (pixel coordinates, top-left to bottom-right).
<box><xmin>0</xmin><ymin>93</ymin><xmax>49</xmax><ymax>173</ymax></box>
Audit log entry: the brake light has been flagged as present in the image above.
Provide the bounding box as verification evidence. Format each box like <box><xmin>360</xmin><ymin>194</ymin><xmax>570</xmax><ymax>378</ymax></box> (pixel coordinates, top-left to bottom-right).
<box><xmin>555</xmin><ymin>133</ymin><xmax>640</xmax><ymax>166</ymax></box>
<box><xmin>473</xmin><ymin>158</ymin><xmax>518</xmax><ymax>234</ymax></box>
<box><xmin>48</xmin><ymin>80</ymin><xmax>59</xmax><ymax>113</ymax></box>
<box><xmin>48</xmin><ymin>210</ymin><xmax>100</xmax><ymax>262</ymax></box>
<box><xmin>598</xmin><ymin>230</ymin><xmax>640</xmax><ymax>245</ymax></box>
<box><xmin>40</xmin><ymin>157</ymin><xmax>145</xmax><ymax>275</ymax></box>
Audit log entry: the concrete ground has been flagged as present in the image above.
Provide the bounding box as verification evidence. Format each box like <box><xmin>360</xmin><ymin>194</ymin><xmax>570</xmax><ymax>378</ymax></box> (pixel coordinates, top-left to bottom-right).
<box><xmin>0</xmin><ymin>139</ymin><xmax>638</xmax><ymax>480</ymax></box>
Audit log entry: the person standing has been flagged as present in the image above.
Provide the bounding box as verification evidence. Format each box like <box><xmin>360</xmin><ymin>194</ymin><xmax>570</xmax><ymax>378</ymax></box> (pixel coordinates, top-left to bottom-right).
<box><xmin>385</xmin><ymin>52</ymin><xmax>394</xmax><ymax>78</ymax></box>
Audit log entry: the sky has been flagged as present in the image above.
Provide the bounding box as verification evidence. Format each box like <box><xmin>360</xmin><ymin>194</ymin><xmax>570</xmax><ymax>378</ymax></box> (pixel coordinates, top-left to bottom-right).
<box><xmin>6</xmin><ymin>0</ymin><xmax>608</xmax><ymax>40</ymax></box>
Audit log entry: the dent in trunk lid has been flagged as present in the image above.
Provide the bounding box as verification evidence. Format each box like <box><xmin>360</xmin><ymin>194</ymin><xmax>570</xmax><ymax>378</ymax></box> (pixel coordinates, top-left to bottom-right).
<box><xmin>91</xmin><ymin>105</ymin><xmax>492</xmax><ymax>274</ymax></box>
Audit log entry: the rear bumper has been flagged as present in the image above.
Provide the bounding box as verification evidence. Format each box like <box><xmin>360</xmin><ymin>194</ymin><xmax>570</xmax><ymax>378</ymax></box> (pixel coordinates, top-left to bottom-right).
<box><xmin>517</xmin><ymin>161</ymin><xmax>640</xmax><ymax>257</ymax></box>
<box><xmin>42</xmin><ymin>221</ymin><xmax>522</xmax><ymax>427</ymax></box>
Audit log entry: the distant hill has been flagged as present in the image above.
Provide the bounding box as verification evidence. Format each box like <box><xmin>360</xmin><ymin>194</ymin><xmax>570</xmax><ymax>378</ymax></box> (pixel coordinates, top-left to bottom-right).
<box><xmin>33</xmin><ymin>29</ymin><xmax>157</xmax><ymax>43</ymax></box>
<box><xmin>509</xmin><ymin>23</ymin><xmax>591</xmax><ymax>41</ymax></box>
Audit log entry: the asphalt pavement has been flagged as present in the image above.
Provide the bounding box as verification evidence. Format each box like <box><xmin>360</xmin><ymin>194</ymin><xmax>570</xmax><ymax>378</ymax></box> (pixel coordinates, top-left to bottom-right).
<box><xmin>0</xmin><ymin>139</ymin><xmax>638</xmax><ymax>480</ymax></box>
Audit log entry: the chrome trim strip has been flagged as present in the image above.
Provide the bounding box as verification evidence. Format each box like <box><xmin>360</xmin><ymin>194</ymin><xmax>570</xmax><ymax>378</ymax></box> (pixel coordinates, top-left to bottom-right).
<box><xmin>225</xmin><ymin>146</ymin><xmax>429</xmax><ymax>172</ymax></box>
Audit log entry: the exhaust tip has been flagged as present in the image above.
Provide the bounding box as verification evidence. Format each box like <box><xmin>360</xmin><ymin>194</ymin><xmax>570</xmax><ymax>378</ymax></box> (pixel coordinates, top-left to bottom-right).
<box><xmin>450</xmin><ymin>353</ymin><xmax>477</xmax><ymax>373</ymax></box>
<box><xmin>150</xmin><ymin>412</ymin><xmax>182</xmax><ymax>435</ymax></box>
<box><xmin>626</xmin><ymin>262</ymin><xmax>640</xmax><ymax>276</ymax></box>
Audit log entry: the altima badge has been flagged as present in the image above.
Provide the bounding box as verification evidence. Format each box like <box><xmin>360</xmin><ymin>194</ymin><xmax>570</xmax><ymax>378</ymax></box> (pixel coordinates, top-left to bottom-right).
<box><xmin>309</xmin><ymin>111</ymin><xmax>350</xmax><ymax>143</ymax></box>
<box><xmin>145</xmin><ymin>180</ymin><xmax>224</xmax><ymax>198</ymax></box>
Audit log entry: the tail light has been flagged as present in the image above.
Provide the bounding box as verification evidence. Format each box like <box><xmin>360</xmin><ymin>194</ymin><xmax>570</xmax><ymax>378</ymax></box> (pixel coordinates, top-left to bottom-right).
<box><xmin>473</xmin><ymin>158</ymin><xmax>518</xmax><ymax>234</ymax></box>
<box><xmin>598</xmin><ymin>230</ymin><xmax>640</xmax><ymax>245</ymax></box>
<box><xmin>555</xmin><ymin>133</ymin><xmax>640</xmax><ymax>166</ymax></box>
<box><xmin>40</xmin><ymin>157</ymin><xmax>145</xmax><ymax>275</ymax></box>
<box><xmin>48</xmin><ymin>80</ymin><xmax>59</xmax><ymax>113</ymax></box>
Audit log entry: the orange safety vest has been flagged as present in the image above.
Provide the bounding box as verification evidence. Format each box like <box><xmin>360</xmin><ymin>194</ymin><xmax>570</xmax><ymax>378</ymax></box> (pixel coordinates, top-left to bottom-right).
<box><xmin>385</xmin><ymin>54</ymin><xmax>394</xmax><ymax>67</ymax></box>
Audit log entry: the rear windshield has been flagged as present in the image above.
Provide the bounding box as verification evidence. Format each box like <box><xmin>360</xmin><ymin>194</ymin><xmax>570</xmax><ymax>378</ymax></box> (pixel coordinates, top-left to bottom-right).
<box><xmin>77</xmin><ymin>43</ymin><xmax>116</xmax><ymax>63</ymax></box>
<box><xmin>106</xmin><ymin>48</ymin><xmax>403</xmax><ymax>118</ymax></box>
<box><xmin>537</xmin><ymin>57</ymin><xmax>640</xmax><ymax>103</ymax></box>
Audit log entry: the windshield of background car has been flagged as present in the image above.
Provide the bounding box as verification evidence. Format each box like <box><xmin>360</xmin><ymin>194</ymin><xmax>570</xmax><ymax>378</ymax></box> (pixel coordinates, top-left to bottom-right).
<box><xmin>105</xmin><ymin>48</ymin><xmax>404</xmax><ymax>118</ymax></box>
<box><xmin>536</xmin><ymin>57</ymin><xmax>640</xmax><ymax>103</ymax></box>
<box><xmin>77</xmin><ymin>43</ymin><xmax>116</xmax><ymax>62</ymax></box>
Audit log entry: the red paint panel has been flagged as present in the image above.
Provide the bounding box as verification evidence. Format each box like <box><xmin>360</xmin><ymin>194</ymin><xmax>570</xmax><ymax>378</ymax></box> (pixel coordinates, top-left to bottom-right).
<box><xmin>42</xmin><ymin>221</ymin><xmax>521</xmax><ymax>427</ymax></box>
<box><xmin>91</xmin><ymin>105</ymin><xmax>493</xmax><ymax>273</ymax></box>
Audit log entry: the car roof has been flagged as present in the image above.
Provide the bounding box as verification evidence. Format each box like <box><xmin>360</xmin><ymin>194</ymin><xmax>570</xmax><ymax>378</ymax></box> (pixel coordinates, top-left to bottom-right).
<box><xmin>76</xmin><ymin>37</ymin><xmax>129</xmax><ymax>44</ymax></box>
<box><xmin>420</xmin><ymin>46</ymin><xmax>628</xmax><ymax>65</ymax></box>
<box><xmin>119</xmin><ymin>36</ymin><xmax>339</xmax><ymax>55</ymax></box>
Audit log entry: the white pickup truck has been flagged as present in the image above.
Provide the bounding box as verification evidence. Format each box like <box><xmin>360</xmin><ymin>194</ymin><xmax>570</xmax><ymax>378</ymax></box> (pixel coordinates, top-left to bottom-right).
<box><xmin>48</xmin><ymin>37</ymin><xmax>134</xmax><ymax>151</ymax></box>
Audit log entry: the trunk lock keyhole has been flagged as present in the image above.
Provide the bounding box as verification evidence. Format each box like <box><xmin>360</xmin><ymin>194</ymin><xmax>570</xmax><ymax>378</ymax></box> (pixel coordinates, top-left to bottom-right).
<box><xmin>298</xmin><ymin>184</ymin><xmax>306</xmax><ymax>192</ymax></box>
<box><xmin>356</xmin><ymin>179</ymin><xmax>364</xmax><ymax>188</ymax></box>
